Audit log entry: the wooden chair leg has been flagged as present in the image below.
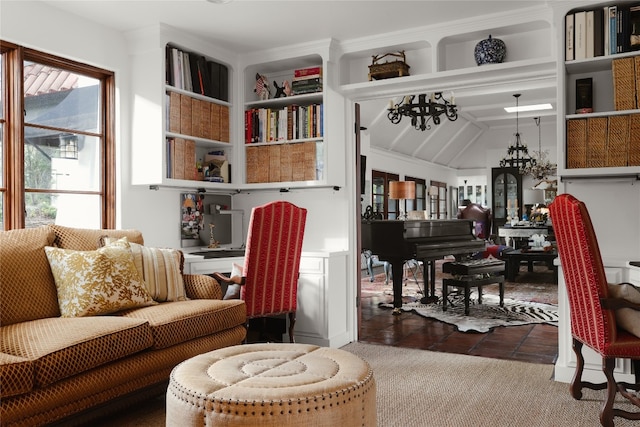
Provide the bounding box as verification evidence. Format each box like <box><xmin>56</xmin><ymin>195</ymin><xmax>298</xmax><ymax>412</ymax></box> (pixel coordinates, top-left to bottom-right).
<box><xmin>600</xmin><ymin>357</ymin><xmax>617</xmax><ymax>427</ymax></box>
<box><xmin>570</xmin><ymin>338</ymin><xmax>585</xmax><ymax>400</ymax></box>
<box><xmin>288</xmin><ymin>312</ymin><xmax>296</xmax><ymax>343</ymax></box>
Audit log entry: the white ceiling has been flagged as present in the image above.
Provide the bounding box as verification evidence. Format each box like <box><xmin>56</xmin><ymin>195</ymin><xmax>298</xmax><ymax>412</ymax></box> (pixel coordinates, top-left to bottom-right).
<box><xmin>36</xmin><ymin>0</ymin><xmax>558</xmax><ymax>169</ymax></box>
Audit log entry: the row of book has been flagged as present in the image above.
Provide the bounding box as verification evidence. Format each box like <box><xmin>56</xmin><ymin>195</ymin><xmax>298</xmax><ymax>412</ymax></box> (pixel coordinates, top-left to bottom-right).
<box><xmin>245</xmin><ymin>141</ymin><xmax>319</xmax><ymax>184</ymax></box>
<box><xmin>566</xmin><ymin>4</ymin><xmax>640</xmax><ymax>60</ymax></box>
<box><xmin>166</xmin><ymin>138</ymin><xmax>230</xmax><ymax>182</ymax></box>
<box><xmin>167</xmin><ymin>92</ymin><xmax>230</xmax><ymax>142</ymax></box>
<box><xmin>244</xmin><ymin>104</ymin><xmax>323</xmax><ymax>144</ymax></box>
<box><xmin>566</xmin><ymin>115</ymin><xmax>640</xmax><ymax>169</ymax></box>
<box><xmin>292</xmin><ymin>66</ymin><xmax>322</xmax><ymax>95</ymax></box>
<box><xmin>165</xmin><ymin>44</ymin><xmax>229</xmax><ymax>101</ymax></box>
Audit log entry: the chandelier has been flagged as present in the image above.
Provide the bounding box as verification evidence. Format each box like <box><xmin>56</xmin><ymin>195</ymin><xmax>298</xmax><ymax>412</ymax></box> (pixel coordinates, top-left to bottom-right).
<box><xmin>522</xmin><ymin>117</ymin><xmax>557</xmax><ymax>180</ymax></box>
<box><xmin>499</xmin><ymin>94</ymin><xmax>536</xmax><ymax>173</ymax></box>
<box><xmin>387</xmin><ymin>92</ymin><xmax>458</xmax><ymax>131</ymax></box>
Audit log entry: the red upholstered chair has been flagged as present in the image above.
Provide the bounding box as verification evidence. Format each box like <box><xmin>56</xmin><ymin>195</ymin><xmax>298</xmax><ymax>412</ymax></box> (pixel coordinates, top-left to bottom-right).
<box><xmin>213</xmin><ymin>201</ymin><xmax>307</xmax><ymax>343</ymax></box>
<box><xmin>457</xmin><ymin>203</ymin><xmax>492</xmax><ymax>240</ymax></box>
<box><xmin>549</xmin><ymin>193</ymin><xmax>640</xmax><ymax>427</ymax></box>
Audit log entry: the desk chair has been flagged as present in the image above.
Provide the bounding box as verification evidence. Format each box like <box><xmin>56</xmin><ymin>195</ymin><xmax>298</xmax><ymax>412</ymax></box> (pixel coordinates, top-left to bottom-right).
<box><xmin>213</xmin><ymin>200</ymin><xmax>307</xmax><ymax>343</ymax></box>
<box><xmin>550</xmin><ymin>193</ymin><xmax>640</xmax><ymax>427</ymax></box>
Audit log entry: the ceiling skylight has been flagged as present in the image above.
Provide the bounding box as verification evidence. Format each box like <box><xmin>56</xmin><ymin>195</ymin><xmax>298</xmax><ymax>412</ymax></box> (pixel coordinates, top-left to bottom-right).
<box><xmin>504</xmin><ymin>103</ymin><xmax>553</xmax><ymax>113</ymax></box>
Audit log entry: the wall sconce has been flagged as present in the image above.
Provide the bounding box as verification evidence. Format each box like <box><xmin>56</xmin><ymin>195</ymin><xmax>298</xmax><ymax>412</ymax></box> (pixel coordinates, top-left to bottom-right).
<box><xmin>387</xmin><ymin>92</ymin><xmax>458</xmax><ymax>131</ymax></box>
<box><xmin>389</xmin><ymin>181</ymin><xmax>416</xmax><ymax>220</ymax></box>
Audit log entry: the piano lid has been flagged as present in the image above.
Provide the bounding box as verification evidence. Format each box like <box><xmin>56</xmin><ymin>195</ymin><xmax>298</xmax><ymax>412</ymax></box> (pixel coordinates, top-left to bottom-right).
<box><xmin>362</xmin><ymin>219</ymin><xmax>475</xmax><ymax>240</ymax></box>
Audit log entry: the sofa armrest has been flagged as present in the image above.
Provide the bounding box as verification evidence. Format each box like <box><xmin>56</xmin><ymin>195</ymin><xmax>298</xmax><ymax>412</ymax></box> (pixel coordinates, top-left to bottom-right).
<box><xmin>183</xmin><ymin>274</ymin><xmax>222</xmax><ymax>300</ymax></box>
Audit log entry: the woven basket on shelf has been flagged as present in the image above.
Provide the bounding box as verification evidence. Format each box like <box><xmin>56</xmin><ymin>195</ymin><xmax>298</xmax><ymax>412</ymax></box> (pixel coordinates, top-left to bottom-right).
<box><xmin>566</xmin><ymin>118</ymin><xmax>587</xmax><ymax>168</ymax></box>
<box><xmin>612</xmin><ymin>57</ymin><xmax>637</xmax><ymax>111</ymax></box>
<box><xmin>606</xmin><ymin>115</ymin><xmax>630</xmax><ymax>167</ymax></box>
<box><xmin>629</xmin><ymin>114</ymin><xmax>640</xmax><ymax>166</ymax></box>
<box><xmin>586</xmin><ymin>117</ymin><xmax>607</xmax><ymax>168</ymax></box>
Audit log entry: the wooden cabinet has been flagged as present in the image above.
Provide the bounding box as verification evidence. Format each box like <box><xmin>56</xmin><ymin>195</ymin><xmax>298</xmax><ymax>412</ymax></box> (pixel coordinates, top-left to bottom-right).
<box><xmin>491</xmin><ymin>167</ymin><xmax>522</xmax><ymax>229</ymax></box>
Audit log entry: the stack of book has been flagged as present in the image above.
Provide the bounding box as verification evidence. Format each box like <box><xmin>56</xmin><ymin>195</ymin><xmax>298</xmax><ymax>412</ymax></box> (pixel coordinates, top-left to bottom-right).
<box><xmin>566</xmin><ymin>3</ymin><xmax>640</xmax><ymax>61</ymax></box>
<box><xmin>291</xmin><ymin>66</ymin><xmax>322</xmax><ymax>95</ymax></box>
<box><xmin>165</xmin><ymin>44</ymin><xmax>229</xmax><ymax>101</ymax></box>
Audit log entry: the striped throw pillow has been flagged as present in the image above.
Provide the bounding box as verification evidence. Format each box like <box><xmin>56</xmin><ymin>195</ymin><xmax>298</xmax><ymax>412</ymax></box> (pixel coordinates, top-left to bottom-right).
<box><xmin>105</xmin><ymin>238</ymin><xmax>187</xmax><ymax>302</ymax></box>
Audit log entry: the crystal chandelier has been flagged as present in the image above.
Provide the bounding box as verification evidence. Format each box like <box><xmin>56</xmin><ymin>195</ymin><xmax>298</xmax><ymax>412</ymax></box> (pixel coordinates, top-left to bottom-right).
<box><xmin>387</xmin><ymin>92</ymin><xmax>458</xmax><ymax>131</ymax></box>
<box><xmin>499</xmin><ymin>94</ymin><xmax>536</xmax><ymax>173</ymax></box>
<box><xmin>522</xmin><ymin>117</ymin><xmax>557</xmax><ymax>180</ymax></box>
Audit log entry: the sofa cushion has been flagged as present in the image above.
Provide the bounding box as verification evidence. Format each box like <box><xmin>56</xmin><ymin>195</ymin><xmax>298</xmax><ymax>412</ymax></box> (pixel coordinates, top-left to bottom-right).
<box><xmin>45</xmin><ymin>245</ymin><xmax>157</xmax><ymax>317</ymax></box>
<box><xmin>104</xmin><ymin>237</ymin><xmax>187</xmax><ymax>302</ymax></box>
<box><xmin>0</xmin><ymin>317</ymin><xmax>153</xmax><ymax>388</ymax></box>
<box><xmin>49</xmin><ymin>224</ymin><xmax>143</xmax><ymax>251</ymax></box>
<box><xmin>608</xmin><ymin>283</ymin><xmax>640</xmax><ymax>338</ymax></box>
<box><xmin>119</xmin><ymin>299</ymin><xmax>246</xmax><ymax>349</ymax></box>
<box><xmin>0</xmin><ymin>227</ymin><xmax>60</xmax><ymax>326</ymax></box>
<box><xmin>0</xmin><ymin>353</ymin><xmax>34</xmax><ymax>398</ymax></box>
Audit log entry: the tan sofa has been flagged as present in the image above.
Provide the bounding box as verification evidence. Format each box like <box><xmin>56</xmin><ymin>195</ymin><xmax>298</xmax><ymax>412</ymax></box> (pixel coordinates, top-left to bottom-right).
<box><xmin>0</xmin><ymin>225</ymin><xmax>247</xmax><ymax>427</ymax></box>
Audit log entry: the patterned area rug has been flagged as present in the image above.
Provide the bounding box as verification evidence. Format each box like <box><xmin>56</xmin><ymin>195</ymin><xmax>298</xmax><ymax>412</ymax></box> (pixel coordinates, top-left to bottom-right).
<box><xmin>379</xmin><ymin>295</ymin><xmax>558</xmax><ymax>333</ymax></box>
<box><xmin>363</xmin><ymin>258</ymin><xmax>559</xmax><ymax>332</ymax></box>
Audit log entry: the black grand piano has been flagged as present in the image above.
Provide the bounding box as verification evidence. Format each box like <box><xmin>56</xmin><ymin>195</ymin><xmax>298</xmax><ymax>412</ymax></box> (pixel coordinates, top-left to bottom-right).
<box><xmin>361</xmin><ymin>219</ymin><xmax>485</xmax><ymax>314</ymax></box>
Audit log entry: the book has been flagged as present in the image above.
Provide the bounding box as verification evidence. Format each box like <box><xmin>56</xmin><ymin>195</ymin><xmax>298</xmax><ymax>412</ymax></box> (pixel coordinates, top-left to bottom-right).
<box><xmin>586</xmin><ymin>10</ymin><xmax>595</xmax><ymax>58</ymax></box>
<box><xmin>609</xmin><ymin>5</ymin><xmax>617</xmax><ymax>55</ymax></box>
<box><xmin>575</xmin><ymin>78</ymin><xmax>593</xmax><ymax>113</ymax></box>
<box><xmin>574</xmin><ymin>11</ymin><xmax>587</xmax><ymax>60</ymax></box>
<box><xmin>631</xmin><ymin>3</ymin><xmax>640</xmax><ymax>51</ymax></box>
<box><xmin>594</xmin><ymin>8</ymin><xmax>604</xmax><ymax>57</ymax></box>
<box><xmin>294</xmin><ymin>66</ymin><xmax>322</xmax><ymax>78</ymax></box>
<box><xmin>604</xmin><ymin>6</ymin><xmax>610</xmax><ymax>55</ymax></box>
<box><xmin>566</xmin><ymin>13</ymin><xmax>574</xmax><ymax>60</ymax></box>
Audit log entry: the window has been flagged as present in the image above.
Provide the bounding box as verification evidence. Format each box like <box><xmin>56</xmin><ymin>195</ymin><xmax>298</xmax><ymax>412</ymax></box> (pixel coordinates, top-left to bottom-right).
<box><xmin>371</xmin><ymin>170</ymin><xmax>399</xmax><ymax>219</ymax></box>
<box><xmin>0</xmin><ymin>41</ymin><xmax>115</xmax><ymax>230</ymax></box>
<box><xmin>429</xmin><ymin>180</ymin><xmax>447</xmax><ymax>219</ymax></box>
<box><xmin>405</xmin><ymin>176</ymin><xmax>426</xmax><ymax>213</ymax></box>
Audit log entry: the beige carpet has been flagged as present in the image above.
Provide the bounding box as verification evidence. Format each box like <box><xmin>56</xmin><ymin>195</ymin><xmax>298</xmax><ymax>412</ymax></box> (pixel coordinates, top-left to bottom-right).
<box><xmin>92</xmin><ymin>342</ymin><xmax>639</xmax><ymax>427</ymax></box>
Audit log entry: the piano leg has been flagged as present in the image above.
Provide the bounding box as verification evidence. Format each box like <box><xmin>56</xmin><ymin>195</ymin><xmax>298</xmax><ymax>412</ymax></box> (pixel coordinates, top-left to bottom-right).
<box><xmin>419</xmin><ymin>259</ymin><xmax>439</xmax><ymax>304</ymax></box>
<box><xmin>389</xmin><ymin>259</ymin><xmax>405</xmax><ymax>315</ymax></box>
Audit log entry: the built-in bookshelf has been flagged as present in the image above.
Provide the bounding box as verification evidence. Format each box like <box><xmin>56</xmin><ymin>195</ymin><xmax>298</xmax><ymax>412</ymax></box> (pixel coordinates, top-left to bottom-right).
<box><xmin>165</xmin><ymin>44</ymin><xmax>231</xmax><ymax>184</ymax></box>
<box><xmin>243</xmin><ymin>56</ymin><xmax>327</xmax><ymax>185</ymax></box>
<box><xmin>128</xmin><ymin>24</ymin><xmax>235</xmax><ymax>190</ymax></box>
<box><xmin>561</xmin><ymin>3</ymin><xmax>640</xmax><ymax>178</ymax></box>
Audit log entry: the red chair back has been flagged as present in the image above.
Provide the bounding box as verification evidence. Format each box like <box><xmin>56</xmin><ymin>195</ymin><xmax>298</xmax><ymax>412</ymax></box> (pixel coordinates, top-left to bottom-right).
<box><xmin>241</xmin><ymin>201</ymin><xmax>307</xmax><ymax>318</ymax></box>
<box><xmin>549</xmin><ymin>194</ymin><xmax>616</xmax><ymax>353</ymax></box>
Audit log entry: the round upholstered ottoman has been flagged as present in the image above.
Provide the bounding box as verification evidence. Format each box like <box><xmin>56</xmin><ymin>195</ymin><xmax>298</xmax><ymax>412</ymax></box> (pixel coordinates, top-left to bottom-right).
<box><xmin>166</xmin><ymin>343</ymin><xmax>376</xmax><ymax>426</ymax></box>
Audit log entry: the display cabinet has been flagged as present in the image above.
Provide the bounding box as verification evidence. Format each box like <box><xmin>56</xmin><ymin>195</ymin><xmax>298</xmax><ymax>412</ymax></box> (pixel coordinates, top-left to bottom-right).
<box><xmin>491</xmin><ymin>167</ymin><xmax>522</xmax><ymax>229</ymax></box>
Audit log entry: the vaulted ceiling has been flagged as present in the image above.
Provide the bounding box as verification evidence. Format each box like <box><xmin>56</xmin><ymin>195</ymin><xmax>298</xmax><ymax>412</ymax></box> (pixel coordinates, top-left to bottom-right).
<box><xmin>37</xmin><ymin>0</ymin><xmax>557</xmax><ymax>169</ymax></box>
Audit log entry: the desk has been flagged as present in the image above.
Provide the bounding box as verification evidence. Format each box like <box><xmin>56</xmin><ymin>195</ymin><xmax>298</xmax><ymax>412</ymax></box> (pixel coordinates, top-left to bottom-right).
<box><xmin>503</xmin><ymin>249</ymin><xmax>558</xmax><ymax>283</ymax></box>
<box><xmin>498</xmin><ymin>225</ymin><xmax>551</xmax><ymax>247</ymax></box>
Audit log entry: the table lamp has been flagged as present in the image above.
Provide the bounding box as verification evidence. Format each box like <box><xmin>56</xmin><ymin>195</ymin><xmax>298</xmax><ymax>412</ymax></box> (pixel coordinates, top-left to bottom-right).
<box><xmin>389</xmin><ymin>181</ymin><xmax>416</xmax><ymax>220</ymax></box>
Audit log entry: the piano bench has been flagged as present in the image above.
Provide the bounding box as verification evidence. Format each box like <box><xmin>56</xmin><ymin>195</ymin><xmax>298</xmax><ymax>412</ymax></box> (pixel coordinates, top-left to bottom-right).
<box><xmin>442</xmin><ymin>260</ymin><xmax>506</xmax><ymax>315</ymax></box>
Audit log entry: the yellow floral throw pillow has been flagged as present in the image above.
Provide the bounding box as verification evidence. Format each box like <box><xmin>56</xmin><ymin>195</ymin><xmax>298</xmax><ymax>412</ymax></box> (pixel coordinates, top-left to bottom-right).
<box><xmin>45</xmin><ymin>245</ymin><xmax>157</xmax><ymax>317</ymax></box>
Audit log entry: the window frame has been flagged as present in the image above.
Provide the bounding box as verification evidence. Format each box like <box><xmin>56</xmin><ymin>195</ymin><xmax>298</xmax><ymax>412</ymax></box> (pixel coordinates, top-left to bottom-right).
<box><xmin>0</xmin><ymin>41</ymin><xmax>116</xmax><ymax>230</ymax></box>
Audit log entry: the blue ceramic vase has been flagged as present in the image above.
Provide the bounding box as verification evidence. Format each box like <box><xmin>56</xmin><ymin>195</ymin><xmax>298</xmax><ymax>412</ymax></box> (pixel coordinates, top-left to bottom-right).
<box><xmin>474</xmin><ymin>35</ymin><xmax>506</xmax><ymax>66</ymax></box>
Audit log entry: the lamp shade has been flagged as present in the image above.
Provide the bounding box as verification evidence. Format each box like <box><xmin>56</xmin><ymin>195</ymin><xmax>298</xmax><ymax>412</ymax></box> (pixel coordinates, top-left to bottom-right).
<box><xmin>389</xmin><ymin>181</ymin><xmax>416</xmax><ymax>200</ymax></box>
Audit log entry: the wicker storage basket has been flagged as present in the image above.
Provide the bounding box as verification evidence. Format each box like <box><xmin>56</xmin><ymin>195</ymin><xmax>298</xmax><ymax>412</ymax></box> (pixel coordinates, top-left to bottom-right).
<box><xmin>280</xmin><ymin>144</ymin><xmax>293</xmax><ymax>182</ymax></box>
<box><xmin>629</xmin><ymin>114</ymin><xmax>640</xmax><ymax>166</ymax></box>
<box><xmin>245</xmin><ymin>145</ymin><xmax>259</xmax><ymax>183</ymax></box>
<box><xmin>566</xmin><ymin>118</ymin><xmax>587</xmax><ymax>168</ymax></box>
<box><xmin>606</xmin><ymin>115</ymin><xmax>630</xmax><ymax>167</ymax></box>
<box><xmin>612</xmin><ymin>57</ymin><xmax>637</xmax><ymax>111</ymax></box>
<box><xmin>268</xmin><ymin>144</ymin><xmax>281</xmax><ymax>183</ymax></box>
<box><xmin>586</xmin><ymin>117</ymin><xmax>608</xmax><ymax>168</ymax></box>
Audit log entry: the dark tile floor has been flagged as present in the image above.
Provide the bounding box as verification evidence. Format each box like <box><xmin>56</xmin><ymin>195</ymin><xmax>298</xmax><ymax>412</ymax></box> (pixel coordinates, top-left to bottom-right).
<box><xmin>359</xmin><ymin>292</ymin><xmax>558</xmax><ymax>365</ymax></box>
